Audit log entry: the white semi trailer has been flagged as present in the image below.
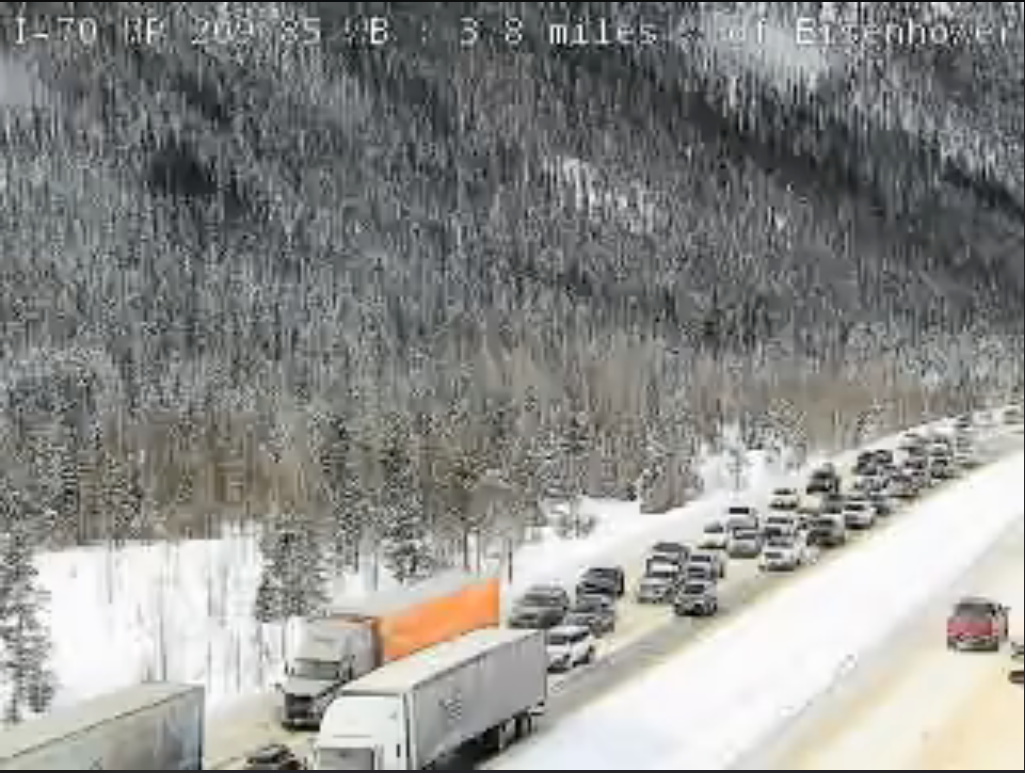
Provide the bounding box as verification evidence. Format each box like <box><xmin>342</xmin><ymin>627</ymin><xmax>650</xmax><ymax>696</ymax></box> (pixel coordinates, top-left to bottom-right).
<box><xmin>0</xmin><ymin>683</ymin><xmax>204</xmax><ymax>770</ymax></box>
<box><xmin>312</xmin><ymin>628</ymin><xmax>547</xmax><ymax>769</ymax></box>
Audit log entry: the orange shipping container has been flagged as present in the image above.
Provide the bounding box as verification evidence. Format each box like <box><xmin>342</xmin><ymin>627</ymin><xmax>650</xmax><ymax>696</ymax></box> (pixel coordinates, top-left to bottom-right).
<box><xmin>325</xmin><ymin>572</ymin><xmax>501</xmax><ymax>665</ymax></box>
<box><xmin>377</xmin><ymin>575</ymin><xmax>500</xmax><ymax>662</ymax></box>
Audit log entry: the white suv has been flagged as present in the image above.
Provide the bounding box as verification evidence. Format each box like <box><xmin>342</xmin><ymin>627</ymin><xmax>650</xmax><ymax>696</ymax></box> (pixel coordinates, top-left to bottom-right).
<box><xmin>843</xmin><ymin>498</ymin><xmax>876</xmax><ymax>529</ymax></box>
<box><xmin>545</xmin><ymin>625</ymin><xmax>596</xmax><ymax>672</ymax></box>
<box><xmin>699</xmin><ymin>521</ymin><xmax>729</xmax><ymax>550</ymax></box>
<box><xmin>760</xmin><ymin>538</ymin><xmax>804</xmax><ymax>571</ymax></box>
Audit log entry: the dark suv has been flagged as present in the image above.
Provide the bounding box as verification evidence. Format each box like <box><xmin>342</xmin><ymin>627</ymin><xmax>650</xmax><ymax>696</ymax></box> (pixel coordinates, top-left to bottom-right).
<box><xmin>508</xmin><ymin>585</ymin><xmax>571</xmax><ymax>629</ymax></box>
<box><xmin>674</xmin><ymin>580</ymin><xmax>719</xmax><ymax>617</ymax></box>
<box><xmin>243</xmin><ymin>744</ymin><xmax>305</xmax><ymax>770</ymax></box>
<box><xmin>576</xmin><ymin>566</ymin><xmax>626</xmax><ymax>598</ymax></box>
<box><xmin>564</xmin><ymin>594</ymin><xmax>617</xmax><ymax>636</ymax></box>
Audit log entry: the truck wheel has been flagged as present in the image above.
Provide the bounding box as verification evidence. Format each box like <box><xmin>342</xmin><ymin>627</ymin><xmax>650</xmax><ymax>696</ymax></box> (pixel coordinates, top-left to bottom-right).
<box><xmin>484</xmin><ymin>721</ymin><xmax>514</xmax><ymax>754</ymax></box>
<box><xmin>514</xmin><ymin>713</ymin><xmax>533</xmax><ymax>739</ymax></box>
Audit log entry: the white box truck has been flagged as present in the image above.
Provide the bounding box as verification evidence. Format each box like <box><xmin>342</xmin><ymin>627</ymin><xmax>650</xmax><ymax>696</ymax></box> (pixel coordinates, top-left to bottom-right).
<box><xmin>0</xmin><ymin>682</ymin><xmax>204</xmax><ymax>769</ymax></box>
<box><xmin>312</xmin><ymin>628</ymin><xmax>547</xmax><ymax>769</ymax></box>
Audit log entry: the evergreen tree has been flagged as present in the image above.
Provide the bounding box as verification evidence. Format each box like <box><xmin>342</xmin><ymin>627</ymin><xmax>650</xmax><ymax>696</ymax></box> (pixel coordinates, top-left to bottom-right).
<box><xmin>0</xmin><ymin>487</ymin><xmax>58</xmax><ymax>723</ymax></box>
<box><xmin>311</xmin><ymin>413</ymin><xmax>366</xmax><ymax>572</ymax></box>
<box><xmin>377</xmin><ymin>418</ymin><xmax>432</xmax><ymax>584</ymax></box>
<box><xmin>557</xmin><ymin>408</ymin><xmax>593</xmax><ymax>537</ymax></box>
<box><xmin>253</xmin><ymin>515</ymin><xmax>329</xmax><ymax>623</ymax></box>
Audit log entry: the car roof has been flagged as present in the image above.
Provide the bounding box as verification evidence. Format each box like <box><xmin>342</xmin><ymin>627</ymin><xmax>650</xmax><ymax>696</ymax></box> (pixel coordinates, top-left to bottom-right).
<box><xmin>526</xmin><ymin>584</ymin><xmax>565</xmax><ymax>592</ymax></box>
<box><xmin>682</xmin><ymin>580</ymin><xmax>712</xmax><ymax>591</ymax></box>
<box><xmin>955</xmin><ymin>596</ymin><xmax>1000</xmax><ymax>608</ymax></box>
<box><xmin>248</xmin><ymin>743</ymin><xmax>293</xmax><ymax>761</ymax></box>
<box><xmin>575</xmin><ymin>594</ymin><xmax>611</xmax><ymax>606</ymax></box>
<box><xmin>550</xmin><ymin>624</ymin><xmax>590</xmax><ymax>636</ymax></box>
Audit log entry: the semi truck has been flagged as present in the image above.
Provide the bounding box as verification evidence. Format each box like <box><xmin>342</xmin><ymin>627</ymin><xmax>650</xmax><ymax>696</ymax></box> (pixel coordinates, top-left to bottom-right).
<box><xmin>0</xmin><ymin>682</ymin><xmax>203</xmax><ymax>770</ymax></box>
<box><xmin>280</xmin><ymin>572</ymin><xmax>500</xmax><ymax>729</ymax></box>
<box><xmin>312</xmin><ymin>628</ymin><xmax>547</xmax><ymax>770</ymax></box>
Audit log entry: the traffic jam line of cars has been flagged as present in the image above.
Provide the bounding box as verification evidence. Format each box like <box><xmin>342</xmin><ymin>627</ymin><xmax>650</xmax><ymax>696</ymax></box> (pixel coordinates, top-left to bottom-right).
<box><xmin>504</xmin><ymin>417</ymin><xmax>1005</xmax><ymax>682</ymax></box>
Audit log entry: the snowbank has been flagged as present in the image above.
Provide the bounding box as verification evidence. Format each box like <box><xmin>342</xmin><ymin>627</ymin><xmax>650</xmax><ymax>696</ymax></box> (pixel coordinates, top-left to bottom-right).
<box><xmin>35</xmin><ymin>526</ymin><xmax>287</xmax><ymax>710</ymax></box>
<box><xmin>491</xmin><ymin>449</ymin><xmax>1024</xmax><ymax>770</ymax></box>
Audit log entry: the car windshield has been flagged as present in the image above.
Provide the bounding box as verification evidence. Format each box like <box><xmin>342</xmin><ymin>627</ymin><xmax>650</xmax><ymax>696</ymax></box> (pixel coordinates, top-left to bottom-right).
<box><xmin>954</xmin><ymin>602</ymin><xmax>995</xmax><ymax>619</ymax></box>
<box><xmin>768</xmin><ymin>539</ymin><xmax>791</xmax><ymax>548</ymax></box>
<box><xmin>547</xmin><ymin>630</ymin><xmax>580</xmax><ymax>645</ymax></box>
<box><xmin>728</xmin><ymin>506</ymin><xmax>753</xmax><ymax>515</ymax></box>
<box><xmin>683</xmin><ymin>583</ymin><xmax>708</xmax><ymax>594</ymax></box>
<box><xmin>653</xmin><ymin>542</ymin><xmax>683</xmax><ymax>553</ymax></box>
<box><xmin>290</xmin><ymin>658</ymin><xmax>338</xmax><ymax>681</ymax></box>
<box><xmin>522</xmin><ymin>591</ymin><xmax>560</xmax><ymax>606</ymax></box>
<box><xmin>586</xmin><ymin>568</ymin><xmax>616</xmax><ymax>578</ymax></box>
<box><xmin>574</xmin><ymin>598</ymin><xmax>607</xmax><ymax>612</ymax></box>
<box><xmin>705</xmin><ymin>523</ymin><xmax>724</xmax><ymax>533</ymax></box>
<box><xmin>316</xmin><ymin>748</ymin><xmax>374</xmax><ymax>769</ymax></box>
<box><xmin>773</xmin><ymin>489</ymin><xmax>794</xmax><ymax>496</ymax></box>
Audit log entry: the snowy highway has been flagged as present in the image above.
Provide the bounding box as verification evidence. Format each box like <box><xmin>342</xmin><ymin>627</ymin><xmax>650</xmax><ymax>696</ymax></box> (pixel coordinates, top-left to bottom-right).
<box><xmin>755</xmin><ymin>521</ymin><xmax>1024</xmax><ymax>770</ymax></box>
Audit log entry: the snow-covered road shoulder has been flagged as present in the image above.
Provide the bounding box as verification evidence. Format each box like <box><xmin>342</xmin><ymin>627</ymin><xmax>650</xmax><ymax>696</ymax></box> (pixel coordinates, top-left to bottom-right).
<box><xmin>489</xmin><ymin>449</ymin><xmax>1025</xmax><ymax>770</ymax></box>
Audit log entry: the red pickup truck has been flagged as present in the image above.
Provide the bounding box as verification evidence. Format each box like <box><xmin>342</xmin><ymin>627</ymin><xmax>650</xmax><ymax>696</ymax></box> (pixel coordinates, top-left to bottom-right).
<box><xmin>946</xmin><ymin>597</ymin><xmax>1010</xmax><ymax>652</ymax></box>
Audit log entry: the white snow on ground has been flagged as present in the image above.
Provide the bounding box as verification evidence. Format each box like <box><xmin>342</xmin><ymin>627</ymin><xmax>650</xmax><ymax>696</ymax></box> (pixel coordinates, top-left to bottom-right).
<box><xmin>25</xmin><ymin>415</ymin><xmax>961</xmax><ymax>718</ymax></box>
<box><xmin>490</xmin><ymin>448</ymin><xmax>1024</xmax><ymax>770</ymax></box>
<box><xmin>776</xmin><ymin>531</ymin><xmax>1023</xmax><ymax>769</ymax></box>
<box><xmin>35</xmin><ymin>527</ymin><xmax>284</xmax><ymax>709</ymax></box>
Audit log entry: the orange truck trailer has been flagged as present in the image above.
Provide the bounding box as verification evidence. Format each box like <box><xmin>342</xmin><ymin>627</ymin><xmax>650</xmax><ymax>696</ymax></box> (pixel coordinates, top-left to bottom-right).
<box><xmin>278</xmin><ymin>571</ymin><xmax>500</xmax><ymax>728</ymax></box>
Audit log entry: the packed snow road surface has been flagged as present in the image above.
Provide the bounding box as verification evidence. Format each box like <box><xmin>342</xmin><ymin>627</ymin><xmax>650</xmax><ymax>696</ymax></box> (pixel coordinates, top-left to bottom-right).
<box><xmin>484</xmin><ymin>446</ymin><xmax>1024</xmax><ymax>770</ymax></box>
<box><xmin>758</xmin><ymin>521</ymin><xmax>1024</xmax><ymax>770</ymax></box>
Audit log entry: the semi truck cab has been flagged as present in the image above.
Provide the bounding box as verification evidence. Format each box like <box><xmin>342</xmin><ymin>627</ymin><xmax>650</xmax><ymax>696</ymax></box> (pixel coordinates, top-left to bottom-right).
<box><xmin>313</xmin><ymin>629</ymin><xmax>547</xmax><ymax>770</ymax></box>
<box><xmin>280</xmin><ymin>620</ymin><xmax>376</xmax><ymax>728</ymax></box>
<box><xmin>313</xmin><ymin>695</ymin><xmax>403</xmax><ymax>769</ymax></box>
